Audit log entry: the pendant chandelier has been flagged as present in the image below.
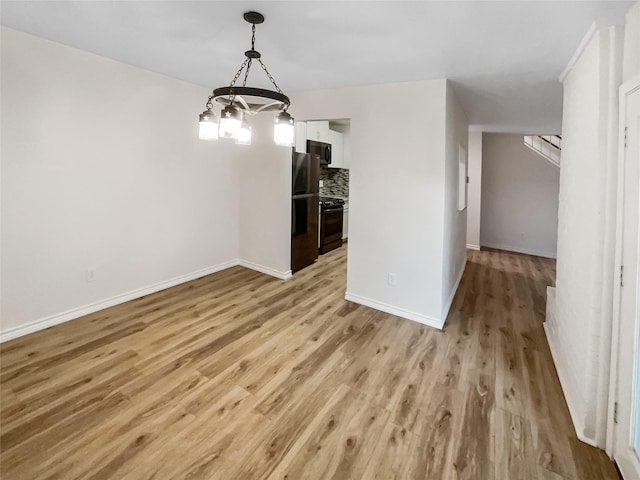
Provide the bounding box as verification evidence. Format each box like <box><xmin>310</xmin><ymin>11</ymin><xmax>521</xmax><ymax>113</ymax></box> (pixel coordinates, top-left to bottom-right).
<box><xmin>198</xmin><ymin>11</ymin><xmax>294</xmax><ymax>147</ymax></box>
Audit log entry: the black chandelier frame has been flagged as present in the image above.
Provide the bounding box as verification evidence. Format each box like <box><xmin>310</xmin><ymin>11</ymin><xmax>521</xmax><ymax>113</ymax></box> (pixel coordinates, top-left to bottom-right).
<box><xmin>205</xmin><ymin>11</ymin><xmax>291</xmax><ymax>116</ymax></box>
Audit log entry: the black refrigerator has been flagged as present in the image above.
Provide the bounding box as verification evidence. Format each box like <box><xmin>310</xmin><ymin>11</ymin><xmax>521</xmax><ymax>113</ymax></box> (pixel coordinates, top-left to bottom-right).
<box><xmin>291</xmin><ymin>152</ymin><xmax>320</xmax><ymax>273</ymax></box>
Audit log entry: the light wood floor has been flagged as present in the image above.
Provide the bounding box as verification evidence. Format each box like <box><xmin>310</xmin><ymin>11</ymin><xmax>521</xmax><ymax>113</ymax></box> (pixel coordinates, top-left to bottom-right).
<box><xmin>0</xmin><ymin>247</ymin><xmax>618</xmax><ymax>479</ymax></box>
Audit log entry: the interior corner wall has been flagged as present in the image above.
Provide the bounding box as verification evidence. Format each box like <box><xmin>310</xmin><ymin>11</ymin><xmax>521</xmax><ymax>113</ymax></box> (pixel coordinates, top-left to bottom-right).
<box><xmin>442</xmin><ymin>82</ymin><xmax>469</xmax><ymax>320</ymax></box>
<box><xmin>236</xmin><ymin>114</ymin><xmax>292</xmax><ymax>279</ymax></box>
<box><xmin>480</xmin><ymin>133</ymin><xmax>560</xmax><ymax>259</ymax></box>
<box><xmin>466</xmin><ymin>131</ymin><xmax>482</xmax><ymax>250</ymax></box>
<box><xmin>622</xmin><ymin>1</ymin><xmax>640</xmax><ymax>82</ymax></box>
<box><xmin>0</xmin><ymin>27</ymin><xmax>240</xmax><ymax>339</ymax></box>
<box><xmin>289</xmin><ymin>79</ymin><xmax>448</xmax><ymax>327</ymax></box>
<box><xmin>546</xmin><ymin>25</ymin><xmax>623</xmax><ymax>447</ymax></box>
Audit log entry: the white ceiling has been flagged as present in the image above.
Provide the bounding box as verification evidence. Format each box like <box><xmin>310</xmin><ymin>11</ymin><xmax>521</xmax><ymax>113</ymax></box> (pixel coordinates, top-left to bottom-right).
<box><xmin>1</xmin><ymin>1</ymin><xmax>635</xmax><ymax>133</ymax></box>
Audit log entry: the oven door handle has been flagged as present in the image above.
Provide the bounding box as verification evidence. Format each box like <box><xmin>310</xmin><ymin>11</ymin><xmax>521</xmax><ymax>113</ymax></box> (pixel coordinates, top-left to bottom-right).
<box><xmin>323</xmin><ymin>207</ymin><xmax>343</xmax><ymax>213</ymax></box>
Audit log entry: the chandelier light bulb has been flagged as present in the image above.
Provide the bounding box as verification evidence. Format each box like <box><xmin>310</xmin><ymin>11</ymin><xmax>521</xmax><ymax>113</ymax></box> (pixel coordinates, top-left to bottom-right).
<box><xmin>218</xmin><ymin>106</ymin><xmax>242</xmax><ymax>139</ymax></box>
<box><xmin>198</xmin><ymin>110</ymin><xmax>219</xmax><ymax>140</ymax></box>
<box><xmin>274</xmin><ymin>111</ymin><xmax>294</xmax><ymax>147</ymax></box>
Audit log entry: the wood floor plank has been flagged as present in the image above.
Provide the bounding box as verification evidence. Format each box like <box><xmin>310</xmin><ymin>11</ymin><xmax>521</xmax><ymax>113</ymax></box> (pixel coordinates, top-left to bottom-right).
<box><xmin>452</xmin><ymin>373</ymin><xmax>495</xmax><ymax>480</ymax></box>
<box><xmin>494</xmin><ymin>408</ymin><xmax>537</xmax><ymax>480</ymax></box>
<box><xmin>0</xmin><ymin>322</ymin><xmax>147</xmax><ymax>384</ymax></box>
<box><xmin>0</xmin><ymin>246</ymin><xmax>618</xmax><ymax>479</ymax></box>
<box><xmin>495</xmin><ymin>315</ymin><xmax>530</xmax><ymax>417</ymax></box>
<box><xmin>360</xmin><ymin>421</ymin><xmax>416</xmax><ymax>479</ymax></box>
<box><xmin>536</xmin><ymin>466</ymin><xmax>569</xmax><ymax>480</ymax></box>
<box><xmin>226</xmin><ymin>381</ymin><xmax>345</xmax><ymax>479</ymax></box>
<box><xmin>132</xmin><ymin>386</ymin><xmax>263</xmax><ymax>480</ymax></box>
<box><xmin>2</xmin><ymin>349</ymin><xmax>140</xmax><ymax>431</ymax></box>
<box><xmin>569</xmin><ymin>436</ymin><xmax>621</xmax><ymax>480</ymax></box>
<box><xmin>404</xmin><ymin>382</ymin><xmax>464</xmax><ymax>480</ymax></box>
<box><xmin>266</xmin><ymin>385</ymin><xmax>389</xmax><ymax>480</ymax></box>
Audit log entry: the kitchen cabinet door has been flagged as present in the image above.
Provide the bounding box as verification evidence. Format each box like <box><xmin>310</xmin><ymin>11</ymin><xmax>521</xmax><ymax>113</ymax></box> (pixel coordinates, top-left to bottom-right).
<box><xmin>328</xmin><ymin>130</ymin><xmax>343</xmax><ymax>169</ymax></box>
<box><xmin>306</xmin><ymin>121</ymin><xmax>330</xmax><ymax>143</ymax></box>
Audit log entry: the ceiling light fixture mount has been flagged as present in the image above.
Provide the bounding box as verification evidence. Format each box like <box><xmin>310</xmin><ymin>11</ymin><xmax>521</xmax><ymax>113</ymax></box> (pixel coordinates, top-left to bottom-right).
<box><xmin>198</xmin><ymin>11</ymin><xmax>294</xmax><ymax>146</ymax></box>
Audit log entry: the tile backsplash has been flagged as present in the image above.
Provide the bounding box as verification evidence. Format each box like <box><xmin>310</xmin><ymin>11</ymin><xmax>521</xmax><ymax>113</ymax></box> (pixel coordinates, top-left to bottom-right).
<box><xmin>320</xmin><ymin>166</ymin><xmax>349</xmax><ymax>198</ymax></box>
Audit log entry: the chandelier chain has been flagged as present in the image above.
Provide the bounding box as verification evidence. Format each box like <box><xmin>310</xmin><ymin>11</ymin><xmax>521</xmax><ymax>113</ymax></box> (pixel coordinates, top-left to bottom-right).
<box><xmin>258</xmin><ymin>59</ymin><xmax>284</xmax><ymax>96</ymax></box>
<box><xmin>251</xmin><ymin>24</ymin><xmax>256</xmax><ymax>50</ymax></box>
<box><xmin>229</xmin><ymin>58</ymin><xmax>249</xmax><ymax>88</ymax></box>
<box><xmin>227</xmin><ymin>58</ymin><xmax>249</xmax><ymax>105</ymax></box>
<box><xmin>242</xmin><ymin>59</ymin><xmax>252</xmax><ymax>87</ymax></box>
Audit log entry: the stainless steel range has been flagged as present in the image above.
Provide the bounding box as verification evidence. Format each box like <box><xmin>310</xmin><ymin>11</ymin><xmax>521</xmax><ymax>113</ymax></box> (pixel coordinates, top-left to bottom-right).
<box><xmin>319</xmin><ymin>197</ymin><xmax>345</xmax><ymax>255</ymax></box>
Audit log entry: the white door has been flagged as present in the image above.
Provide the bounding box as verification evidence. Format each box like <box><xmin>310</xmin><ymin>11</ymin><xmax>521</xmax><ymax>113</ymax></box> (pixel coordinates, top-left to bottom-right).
<box><xmin>614</xmin><ymin>82</ymin><xmax>640</xmax><ymax>479</ymax></box>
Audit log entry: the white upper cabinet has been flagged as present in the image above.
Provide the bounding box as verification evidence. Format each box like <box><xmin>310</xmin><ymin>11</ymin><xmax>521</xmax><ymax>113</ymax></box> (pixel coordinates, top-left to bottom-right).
<box><xmin>302</xmin><ymin>119</ymin><xmax>350</xmax><ymax>169</ymax></box>
<box><xmin>306</xmin><ymin>121</ymin><xmax>330</xmax><ymax>143</ymax></box>
<box><xmin>294</xmin><ymin>121</ymin><xmax>307</xmax><ymax>153</ymax></box>
<box><xmin>328</xmin><ymin>130</ymin><xmax>344</xmax><ymax>169</ymax></box>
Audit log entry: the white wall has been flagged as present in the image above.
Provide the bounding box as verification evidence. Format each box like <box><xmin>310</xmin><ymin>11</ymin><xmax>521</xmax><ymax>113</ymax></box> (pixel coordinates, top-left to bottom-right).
<box><xmin>466</xmin><ymin>131</ymin><xmax>482</xmax><ymax>250</ymax></box>
<box><xmin>289</xmin><ymin>79</ymin><xmax>465</xmax><ymax>328</ymax></box>
<box><xmin>0</xmin><ymin>29</ymin><xmax>470</xmax><ymax>338</ymax></box>
<box><xmin>330</xmin><ymin>122</ymin><xmax>351</xmax><ymax>169</ymax></box>
<box><xmin>442</xmin><ymin>83</ymin><xmax>469</xmax><ymax>318</ymax></box>
<box><xmin>480</xmin><ymin>133</ymin><xmax>560</xmax><ymax>259</ymax></box>
<box><xmin>237</xmin><ymin>114</ymin><xmax>292</xmax><ymax>279</ymax></box>
<box><xmin>546</xmin><ymin>24</ymin><xmax>623</xmax><ymax>446</ymax></box>
<box><xmin>1</xmin><ymin>27</ymin><xmax>240</xmax><ymax>338</ymax></box>
<box><xmin>622</xmin><ymin>1</ymin><xmax>640</xmax><ymax>82</ymax></box>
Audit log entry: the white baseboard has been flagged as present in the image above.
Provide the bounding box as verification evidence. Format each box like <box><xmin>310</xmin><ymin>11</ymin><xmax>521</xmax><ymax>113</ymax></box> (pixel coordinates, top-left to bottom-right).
<box><xmin>344</xmin><ymin>292</ymin><xmax>444</xmax><ymax>330</ymax></box>
<box><xmin>480</xmin><ymin>242</ymin><xmax>556</xmax><ymax>259</ymax></box>
<box><xmin>543</xmin><ymin>321</ymin><xmax>598</xmax><ymax>448</ymax></box>
<box><xmin>442</xmin><ymin>259</ymin><xmax>466</xmax><ymax>321</ymax></box>
<box><xmin>466</xmin><ymin>244</ymin><xmax>480</xmax><ymax>251</ymax></box>
<box><xmin>238</xmin><ymin>260</ymin><xmax>292</xmax><ymax>280</ymax></box>
<box><xmin>0</xmin><ymin>260</ymin><xmax>239</xmax><ymax>343</ymax></box>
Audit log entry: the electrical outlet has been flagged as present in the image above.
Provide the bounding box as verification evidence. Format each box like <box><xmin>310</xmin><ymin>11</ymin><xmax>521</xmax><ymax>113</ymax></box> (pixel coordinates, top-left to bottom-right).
<box><xmin>388</xmin><ymin>272</ymin><xmax>397</xmax><ymax>286</ymax></box>
<box><xmin>86</xmin><ymin>268</ymin><xmax>96</xmax><ymax>282</ymax></box>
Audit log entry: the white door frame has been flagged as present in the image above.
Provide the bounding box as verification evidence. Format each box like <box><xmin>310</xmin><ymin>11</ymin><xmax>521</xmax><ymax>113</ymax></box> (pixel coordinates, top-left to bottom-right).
<box><xmin>607</xmin><ymin>73</ymin><xmax>640</xmax><ymax>459</ymax></box>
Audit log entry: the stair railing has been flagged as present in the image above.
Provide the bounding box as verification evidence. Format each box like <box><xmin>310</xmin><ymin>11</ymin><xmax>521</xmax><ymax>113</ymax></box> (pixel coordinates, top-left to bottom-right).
<box><xmin>524</xmin><ymin>135</ymin><xmax>561</xmax><ymax>167</ymax></box>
